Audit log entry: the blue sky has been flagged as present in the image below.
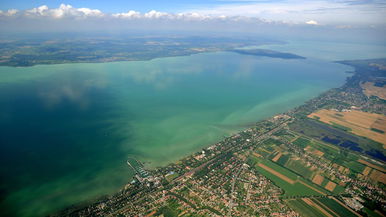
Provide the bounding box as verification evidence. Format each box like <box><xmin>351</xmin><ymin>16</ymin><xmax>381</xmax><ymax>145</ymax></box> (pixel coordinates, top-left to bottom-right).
<box><xmin>1</xmin><ymin>0</ymin><xmax>223</xmax><ymax>13</ymax></box>
<box><xmin>1</xmin><ymin>0</ymin><xmax>385</xmax><ymax>15</ymax></box>
<box><xmin>0</xmin><ymin>0</ymin><xmax>385</xmax><ymax>34</ymax></box>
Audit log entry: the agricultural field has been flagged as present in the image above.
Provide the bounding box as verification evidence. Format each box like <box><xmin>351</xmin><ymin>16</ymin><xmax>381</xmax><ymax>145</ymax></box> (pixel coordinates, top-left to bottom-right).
<box><xmin>310</xmin><ymin>174</ymin><xmax>344</xmax><ymax>194</ymax></box>
<box><xmin>248</xmin><ymin>126</ymin><xmax>383</xmax><ymax>216</ymax></box>
<box><xmin>363</xmin><ymin>207</ymin><xmax>385</xmax><ymax>217</ymax></box>
<box><xmin>324</xmin><ymin>181</ymin><xmax>337</xmax><ymax>192</ymax></box>
<box><xmin>342</xmin><ymin>160</ymin><xmax>366</xmax><ymax>174</ymax></box>
<box><xmin>261</xmin><ymin>138</ymin><xmax>283</xmax><ymax>147</ymax></box>
<box><xmin>315</xmin><ymin>197</ymin><xmax>359</xmax><ymax>217</ymax></box>
<box><xmin>285</xmin><ymin>158</ymin><xmax>315</xmax><ymax>179</ymax></box>
<box><xmin>312</xmin><ymin>141</ymin><xmax>340</xmax><ymax>153</ymax></box>
<box><xmin>292</xmin><ymin>137</ymin><xmax>312</xmax><ymax>148</ymax></box>
<box><xmin>289</xmin><ymin>119</ymin><xmax>385</xmax><ymax>161</ymax></box>
<box><xmin>290</xmin><ymin>134</ymin><xmax>338</xmax><ymax>158</ymax></box>
<box><xmin>273</xmin><ymin>129</ymin><xmax>297</xmax><ymax>141</ymax></box>
<box><xmin>361</xmin><ymin>81</ymin><xmax>386</xmax><ymax>100</ymax></box>
<box><xmin>308</xmin><ymin>109</ymin><xmax>386</xmax><ymax>147</ymax></box>
<box><xmin>286</xmin><ymin>199</ymin><xmax>330</xmax><ymax>217</ymax></box>
<box><xmin>369</xmin><ymin>169</ymin><xmax>386</xmax><ymax>184</ymax></box>
<box><xmin>254</xmin><ymin>147</ymin><xmax>272</xmax><ymax>158</ymax></box>
<box><xmin>357</xmin><ymin>159</ymin><xmax>386</xmax><ymax>173</ymax></box>
<box><xmin>255</xmin><ymin>134</ymin><xmax>350</xmax><ymax>194</ymax></box>
<box><xmin>305</xmin><ymin>145</ymin><xmax>324</xmax><ymax>157</ymax></box>
<box><xmin>272</xmin><ymin>152</ymin><xmax>282</xmax><ymax>162</ymax></box>
<box><xmin>250</xmin><ymin>156</ymin><xmax>328</xmax><ymax>196</ymax></box>
<box><xmin>362</xmin><ymin>166</ymin><xmax>372</xmax><ymax>176</ymax></box>
<box><xmin>355</xmin><ymin>159</ymin><xmax>386</xmax><ymax>184</ymax></box>
<box><xmin>275</xmin><ymin>154</ymin><xmax>290</xmax><ymax>166</ymax></box>
<box><xmin>312</xmin><ymin>174</ymin><xmax>325</xmax><ymax>185</ymax></box>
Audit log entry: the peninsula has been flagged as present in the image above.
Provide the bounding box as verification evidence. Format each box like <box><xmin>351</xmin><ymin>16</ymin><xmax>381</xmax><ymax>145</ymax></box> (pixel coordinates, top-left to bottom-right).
<box><xmin>230</xmin><ymin>48</ymin><xmax>306</xmax><ymax>59</ymax></box>
<box><xmin>0</xmin><ymin>36</ymin><xmax>279</xmax><ymax>67</ymax></box>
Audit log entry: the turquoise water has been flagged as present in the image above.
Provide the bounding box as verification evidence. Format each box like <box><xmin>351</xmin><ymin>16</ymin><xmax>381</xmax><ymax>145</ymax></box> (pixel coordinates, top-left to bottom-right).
<box><xmin>0</xmin><ymin>51</ymin><xmax>351</xmax><ymax>216</ymax></box>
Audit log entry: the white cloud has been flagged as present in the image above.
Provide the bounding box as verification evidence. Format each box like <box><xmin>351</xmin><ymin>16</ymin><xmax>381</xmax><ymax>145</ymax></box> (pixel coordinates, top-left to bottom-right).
<box><xmin>0</xmin><ymin>5</ymin><xmax>231</xmax><ymax>22</ymax></box>
<box><xmin>111</xmin><ymin>10</ymin><xmax>213</xmax><ymax>20</ymax></box>
<box><xmin>22</xmin><ymin>4</ymin><xmax>103</xmax><ymax>19</ymax></box>
<box><xmin>0</xmin><ymin>2</ymin><xmax>382</xmax><ymax>26</ymax></box>
<box><xmin>0</xmin><ymin>2</ymin><xmax>385</xmax><ymax>32</ymax></box>
<box><xmin>0</xmin><ymin>9</ymin><xmax>19</xmax><ymax>16</ymax></box>
<box><xmin>112</xmin><ymin>10</ymin><xmax>141</xmax><ymax>19</ymax></box>
<box><xmin>144</xmin><ymin>10</ymin><xmax>169</xmax><ymax>19</ymax></box>
<box><xmin>76</xmin><ymin>8</ymin><xmax>103</xmax><ymax>17</ymax></box>
<box><xmin>306</xmin><ymin>20</ymin><xmax>318</xmax><ymax>25</ymax></box>
<box><xmin>25</xmin><ymin>5</ymin><xmax>48</xmax><ymax>16</ymax></box>
<box><xmin>186</xmin><ymin>0</ymin><xmax>386</xmax><ymax>26</ymax></box>
<box><xmin>176</xmin><ymin>12</ymin><xmax>209</xmax><ymax>21</ymax></box>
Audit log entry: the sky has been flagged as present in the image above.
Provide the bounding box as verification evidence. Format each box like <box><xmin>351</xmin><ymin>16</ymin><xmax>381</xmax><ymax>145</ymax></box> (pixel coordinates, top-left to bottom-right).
<box><xmin>0</xmin><ymin>0</ymin><xmax>385</xmax><ymax>38</ymax></box>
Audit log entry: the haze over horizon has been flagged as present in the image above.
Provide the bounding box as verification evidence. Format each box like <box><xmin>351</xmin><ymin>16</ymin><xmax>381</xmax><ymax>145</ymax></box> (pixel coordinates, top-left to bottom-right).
<box><xmin>0</xmin><ymin>0</ymin><xmax>385</xmax><ymax>42</ymax></box>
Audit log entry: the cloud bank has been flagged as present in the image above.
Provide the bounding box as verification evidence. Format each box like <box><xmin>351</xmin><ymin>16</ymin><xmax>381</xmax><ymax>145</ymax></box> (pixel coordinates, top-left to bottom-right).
<box><xmin>187</xmin><ymin>0</ymin><xmax>386</xmax><ymax>26</ymax></box>
<box><xmin>1</xmin><ymin>2</ymin><xmax>384</xmax><ymax>26</ymax></box>
<box><xmin>0</xmin><ymin>4</ymin><xmax>267</xmax><ymax>23</ymax></box>
<box><xmin>0</xmin><ymin>3</ymin><xmax>385</xmax><ymax>43</ymax></box>
<box><xmin>0</xmin><ymin>4</ymin><xmax>277</xmax><ymax>33</ymax></box>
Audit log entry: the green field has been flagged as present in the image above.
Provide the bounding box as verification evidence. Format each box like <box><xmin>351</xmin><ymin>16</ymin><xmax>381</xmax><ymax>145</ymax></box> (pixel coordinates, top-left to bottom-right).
<box><xmin>165</xmin><ymin>173</ymin><xmax>179</xmax><ymax>182</ymax></box>
<box><xmin>254</xmin><ymin>148</ymin><xmax>271</xmax><ymax>158</ymax></box>
<box><xmin>315</xmin><ymin>198</ymin><xmax>357</xmax><ymax>217</ymax></box>
<box><xmin>312</xmin><ymin>142</ymin><xmax>339</xmax><ymax>155</ymax></box>
<box><xmin>320</xmin><ymin>177</ymin><xmax>330</xmax><ymax>187</ymax></box>
<box><xmin>262</xmin><ymin>138</ymin><xmax>282</xmax><ymax>146</ymax></box>
<box><xmin>251</xmin><ymin>157</ymin><xmax>327</xmax><ymax>196</ymax></box>
<box><xmin>274</xmin><ymin>129</ymin><xmax>298</xmax><ymax>142</ymax></box>
<box><xmin>285</xmin><ymin>158</ymin><xmax>314</xmax><ymax>179</ymax></box>
<box><xmin>330</xmin><ymin>122</ymin><xmax>352</xmax><ymax>132</ymax></box>
<box><xmin>326</xmin><ymin>182</ymin><xmax>345</xmax><ymax>194</ymax></box>
<box><xmin>276</xmin><ymin>154</ymin><xmax>290</xmax><ymax>166</ymax></box>
<box><xmin>292</xmin><ymin>137</ymin><xmax>311</xmax><ymax>148</ymax></box>
<box><xmin>342</xmin><ymin>161</ymin><xmax>365</xmax><ymax>173</ymax></box>
<box><xmin>286</xmin><ymin>198</ymin><xmax>359</xmax><ymax>217</ymax></box>
<box><xmin>259</xmin><ymin>158</ymin><xmax>299</xmax><ymax>180</ymax></box>
<box><xmin>286</xmin><ymin>199</ymin><xmax>327</xmax><ymax>217</ymax></box>
<box><xmin>363</xmin><ymin>207</ymin><xmax>385</xmax><ymax>217</ymax></box>
<box><xmin>293</xmin><ymin>135</ymin><xmax>340</xmax><ymax>158</ymax></box>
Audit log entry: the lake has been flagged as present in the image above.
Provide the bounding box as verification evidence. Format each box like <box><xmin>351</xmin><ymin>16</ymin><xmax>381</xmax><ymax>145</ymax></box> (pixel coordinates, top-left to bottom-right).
<box><xmin>0</xmin><ymin>51</ymin><xmax>351</xmax><ymax>216</ymax></box>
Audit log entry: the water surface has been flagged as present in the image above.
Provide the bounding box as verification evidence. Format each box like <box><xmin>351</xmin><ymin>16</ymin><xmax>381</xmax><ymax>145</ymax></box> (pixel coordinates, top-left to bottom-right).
<box><xmin>0</xmin><ymin>51</ymin><xmax>351</xmax><ymax>216</ymax></box>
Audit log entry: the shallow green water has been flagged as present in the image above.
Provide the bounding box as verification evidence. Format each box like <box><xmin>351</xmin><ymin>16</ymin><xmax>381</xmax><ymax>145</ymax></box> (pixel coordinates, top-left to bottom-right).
<box><xmin>0</xmin><ymin>51</ymin><xmax>351</xmax><ymax>216</ymax></box>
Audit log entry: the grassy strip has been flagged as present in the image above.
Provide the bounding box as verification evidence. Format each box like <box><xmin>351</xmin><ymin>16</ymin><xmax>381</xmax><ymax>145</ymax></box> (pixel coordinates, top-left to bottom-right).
<box><xmin>370</xmin><ymin>128</ymin><xmax>385</xmax><ymax>134</ymax></box>
<box><xmin>330</xmin><ymin>122</ymin><xmax>352</xmax><ymax>132</ymax></box>
<box><xmin>317</xmin><ymin>197</ymin><xmax>358</xmax><ymax>217</ymax></box>
<box><xmin>286</xmin><ymin>199</ymin><xmax>327</xmax><ymax>217</ymax></box>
